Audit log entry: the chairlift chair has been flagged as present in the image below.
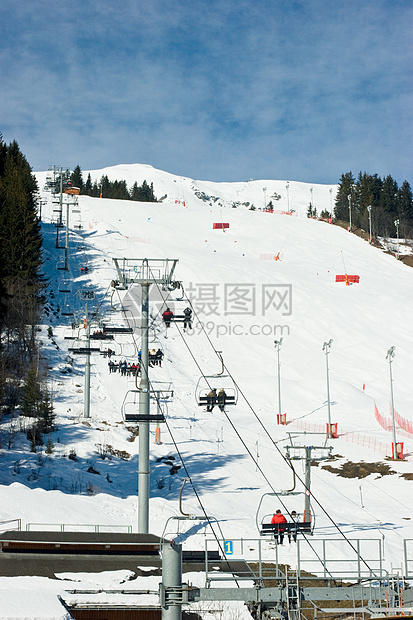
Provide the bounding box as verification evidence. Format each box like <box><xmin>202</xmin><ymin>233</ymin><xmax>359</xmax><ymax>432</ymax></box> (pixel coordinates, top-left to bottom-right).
<box><xmin>163</xmin><ymin>308</ymin><xmax>191</xmax><ymax>325</ymax></box>
<box><xmin>67</xmin><ymin>338</ymin><xmax>100</xmax><ymax>354</ymax></box>
<box><xmin>63</xmin><ymin>326</ymin><xmax>80</xmax><ymax>341</ymax></box>
<box><xmin>121</xmin><ymin>389</ymin><xmax>166</xmax><ymax>424</ymax></box>
<box><xmin>195</xmin><ymin>352</ymin><xmax>238</xmax><ymax>408</ymax></box>
<box><xmin>61</xmin><ymin>303</ymin><xmax>74</xmax><ymax>317</ymax></box>
<box><xmin>161</xmin><ymin>294</ymin><xmax>192</xmax><ymax>326</ymax></box>
<box><xmin>58</xmin><ymin>279</ymin><xmax>72</xmax><ymax>294</ymax></box>
<box><xmin>256</xmin><ymin>491</ymin><xmax>315</xmax><ymax>538</ymax></box>
<box><xmin>72</xmin><ymin>208</ymin><xmax>82</xmax><ymax>229</ymax></box>
<box><xmin>161</xmin><ymin>478</ymin><xmax>223</xmax><ymax>549</ymax></box>
<box><xmin>149</xmin><ymin>381</ymin><xmax>174</xmax><ymax>401</ymax></box>
<box><xmin>102</xmin><ymin>325</ymin><xmax>134</xmax><ymax>335</ymax></box>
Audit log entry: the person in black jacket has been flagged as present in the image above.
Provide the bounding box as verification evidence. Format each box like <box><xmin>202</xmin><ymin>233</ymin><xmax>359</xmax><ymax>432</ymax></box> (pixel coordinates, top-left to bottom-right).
<box><xmin>183</xmin><ymin>307</ymin><xmax>192</xmax><ymax>329</ymax></box>
<box><xmin>155</xmin><ymin>349</ymin><xmax>164</xmax><ymax>366</ymax></box>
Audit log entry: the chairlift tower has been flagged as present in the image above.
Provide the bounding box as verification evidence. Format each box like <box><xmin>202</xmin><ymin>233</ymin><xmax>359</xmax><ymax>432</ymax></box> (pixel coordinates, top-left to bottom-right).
<box><xmin>62</xmin><ymin>194</ymin><xmax>80</xmax><ymax>271</ymax></box>
<box><xmin>285</xmin><ymin>438</ymin><xmax>332</xmax><ymax>524</ymax></box>
<box><xmin>67</xmin><ymin>290</ymin><xmax>101</xmax><ymax>419</ymax></box>
<box><xmin>112</xmin><ymin>258</ymin><xmax>180</xmax><ymax>534</ymax></box>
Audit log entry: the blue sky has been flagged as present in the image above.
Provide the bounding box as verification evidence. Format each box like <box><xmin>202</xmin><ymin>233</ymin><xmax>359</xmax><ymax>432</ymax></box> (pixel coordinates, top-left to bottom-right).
<box><xmin>1</xmin><ymin>0</ymin><xmax>412</xmax><ymax>184</ymax></box>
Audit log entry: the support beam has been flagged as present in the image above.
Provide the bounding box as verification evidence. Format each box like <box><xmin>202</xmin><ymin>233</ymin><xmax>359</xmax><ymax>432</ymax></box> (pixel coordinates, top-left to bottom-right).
<box><xmin>138</xmin><ymin>282</ymin><xmax>150</xmax><ymax>534</ymax></box>
<box><xmin>161</xmin><ymin>542</ymin><xmax>183</xmax><ymax>620</ymax></box>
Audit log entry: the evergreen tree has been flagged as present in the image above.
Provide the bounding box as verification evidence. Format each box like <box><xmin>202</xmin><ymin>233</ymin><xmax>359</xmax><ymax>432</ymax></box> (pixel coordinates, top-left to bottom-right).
<box><xmin>111</xmin><ymin>179</ymin><xmax>129</xmax><ymax>200</ymax></box>
<box><xmin>0</xmin><ymin>140</ymin><xmax>42</xmax><ymax>282</ymax></box>
<box><xmin>130</xmin><ymin>179</ymin><xmax>157</xmax><ymax>202</ymax></box>
<box><xmin>307</xmin><ymin>204</ymin><xmax>317</xmax><ymax>218</ymax></box>
<box><xmin>38</xmin><ymin>388</ymin><xmax>55</xmax><ymax>433</ymax></box>
<box><xmin>396</xmin><ymin>181</ymin><xmax>413</xmax><ymax>238</ymax></box>
<box><xmin>85</xmin><ymin>173</ymin><xmax>92</xmax><ymax>195</ymax></box>
<box><xmin>397</xmin><ymin>181</ymin><xmax>413</xmax><ymax>220</ymax></box>
<box><xmin>0</xmin><ymin>139</ymin><xmax>43</xmax><ymax>355</ymax></box>
<box><xmin>130</xmin><ymin>181</ymin><xmax>140</xmax><ymax>201</ymax></box>
<box><xmin>335</xmin><ymin>169</ymin><xmax>412</xmax><ymax>238</ymax></box>
<box><xmin>380</xmin><ymin>175</ymin><xmax>398</xmax><ymax>217</ymax></box>
<box><xmin>70</xmin><ymin>165</ymin><xmax>84</xmax><ymax>191</ymax></box>
<box><xmin>334</xmin><ymin>172</ymin><xmax>355</xmax><ymax>221</ymax></box>
<box><xmin>21</xmin><ymin>361</ymin><xmax>41</xmax><ymax>417</ymax></box>
<box><xmin>91</xmin><ymin>179</ymin><xmax>99</xmax><ymax>197</ymax></box>
<box><xmin>100</xmin><ymin>175</ymin><xmax>111</xmax><ymax>198</ymax></box>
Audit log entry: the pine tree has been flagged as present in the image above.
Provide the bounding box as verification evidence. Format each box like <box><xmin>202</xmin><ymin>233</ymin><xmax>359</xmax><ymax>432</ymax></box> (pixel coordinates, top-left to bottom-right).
<box><xmin>70</xmin><ymin>165</ymin><xmax>84</xmax><ymax>191</ymax></box>
<box><xmin>21</xmin><ymin>361</ymin><xmax>41</xmax><ymax>417</ymax></box>
<box><xmin>130</xmin><ymin>180</ymin><xmax>157</xmax><ymax>202</ymax></box>
<box><xmin>0</xmin><ymin>141</ymin><xmax>42</xmax><ymax>282</ymax></box>
<box><xmin>380</xmin><ymin>175</ymin><xmax>398</xmax><ymax>216</ymax></box>
<box><xmin>334</xmin><ymin>172</ymin><xmax>355</xmax><ymax>221</ymax></box>
<box><xmin>130</xmin><ymin>181</ymin><xmax>140</xmax><ymax>201</ymax></box>
<box><xmin>397</xmin><ymin>181</ymin><xmax>413</xmax><ymax>220</ymax></box>
<box><xmin>0</xmin><ymin>139</ymin><xmax>43</xmax><ymax>355</ymax></box>
<box><xmin>38</xmin><ymin>388</ymin><xmax>55</xmax><ymax>433</ymax></box>
<box><xmin>396</xmin><ymin>181</ymin><xmax>413</xmax><ymax>239</ymax></box>
<box><xmin>85</xmin><ymin>173</ymin><xmax>92</xmax><ymax>195</ymax></box>
<box><xmin>100</xmin><ymin>175</ymin><xmax>111</xmax><ymax>198</ymax></box>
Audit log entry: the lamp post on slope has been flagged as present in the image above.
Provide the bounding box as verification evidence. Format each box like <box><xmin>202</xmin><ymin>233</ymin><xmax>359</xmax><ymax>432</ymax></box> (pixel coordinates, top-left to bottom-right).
<box><xmin>323</xmin><ymin>339</ymin><xmax>333</xmax><ymax>437</ymax></box>
<box><xmin>274</xmin><ymin>338</ymin><xmax>283</xmax><ymax>423</ymax></box>
<box><xmin>348</xmin><ymin>194</ymin><xmax>352</xmax><ymax>232</ymax></box>
<box><xmin>329</xmin><ymin>187</ymin><xmax>333</xmax><ymax>222</ymax></box>
<box><xmin>386</xmin><ymin>346</ymin><xmax>399</xmax><ymax>459</ymax></box>
<box><xmin>394</xmin><ymin>219</ymin><xmax>400</xmax><ymax>259</ymax></box>
<box><xmin>367</xmin><ymin>205</ymin><xmax>372</xmax><ymax>244</ymax></box>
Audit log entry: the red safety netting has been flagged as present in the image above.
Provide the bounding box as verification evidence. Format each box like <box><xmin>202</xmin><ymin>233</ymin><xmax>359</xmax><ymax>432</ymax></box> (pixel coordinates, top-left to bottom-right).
<box><xmin>374</xmin><ymin>403</ymin><xmax>413</xmax><ymax>437</ymax></box>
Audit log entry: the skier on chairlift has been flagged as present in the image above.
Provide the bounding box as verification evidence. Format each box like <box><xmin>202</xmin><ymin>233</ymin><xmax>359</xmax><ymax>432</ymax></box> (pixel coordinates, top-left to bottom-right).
<box><xmin>183</xmin><ymin>306</ymin><xmax>192</xmax><ymax>329</ymax></box>
<box><xmin>206</xmin><ymin>388</ymin><xmax>217</xmax><ymax>412</ymax></box>
<box><xmin>290</xmin><ymin>510</ymin><xmax>299</xmax><ymax>543</ymax></box>
<box><xmin>271</xmin><ymin>509</ymin><xmax>287</xmax><ymax>545</ymax></box>
<box><xmin>162</xmin><ymin>308</ymin><xmax>174</xmax><ymax>328</ymax></box>
<box><xmin>217</xmin><ymin>388</ymin><xmax>227</xmax><ymax>411</ymax></box>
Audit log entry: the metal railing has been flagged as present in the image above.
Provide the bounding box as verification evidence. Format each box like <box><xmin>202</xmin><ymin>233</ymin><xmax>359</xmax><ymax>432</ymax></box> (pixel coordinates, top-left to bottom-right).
<box><xmin>296</xmin><ymin>538</ymin><xmax>384</xmax><ymax>580</ymax></box>
<box><xmin>25</xmin><ymin>523</ymin><xmax>132</xmax><ymax>533</ymax></box>
<box><xmin>204</xmin><ymin>537</ymin><xmax>394</xmax><ymax>584</ymax></box>
<box><xmin>0</xmin><ymin>519</ymin><xmax>21</xmax><ymax>533</ymax></box>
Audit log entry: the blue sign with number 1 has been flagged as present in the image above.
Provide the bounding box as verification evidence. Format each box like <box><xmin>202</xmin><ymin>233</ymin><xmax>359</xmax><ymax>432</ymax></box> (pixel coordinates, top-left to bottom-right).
<box><xmin>224</xmin><ymin>540</ymin><xmax>233</xmax><ymax>555</ymax></box>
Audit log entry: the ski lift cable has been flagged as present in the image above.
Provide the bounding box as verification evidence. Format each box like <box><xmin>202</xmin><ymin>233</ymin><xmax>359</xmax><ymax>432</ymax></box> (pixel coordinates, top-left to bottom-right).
<box><xmin>148</xmin><ymin>275</ymin><xmax>333</xmax><ymax>530</ymax></box>
<box><xmin>312</xmin><ymin>468</ymin><xmax>412</xmax><ymax>533</ymax></box>
<box><xmin>111</xmin><ymin>289</ymin><xmax>141</xmax><ymax>358</ymax></box>
<box><xmin>121</xmin><ymin>269</ymin><xmax>373</xmax><ymax>577</ymax></box>
<box><xmin>168</xmin><ymin>282</ymin><xmax>379</xmax><ymax>577</ymax></box>
<box><xmin>138</xmin><ymin>268</ymin><xmax>376</xmax><ymax>577</ymax></box>
<box><xmin>164</xmin><ymin>419</ymin><xmax>242</xmax><ymax>588</ymax></box>
<box><xmin>146</xmin><ymin>277</ymin><xmax>336</xmax><ymax>575</ymax></box>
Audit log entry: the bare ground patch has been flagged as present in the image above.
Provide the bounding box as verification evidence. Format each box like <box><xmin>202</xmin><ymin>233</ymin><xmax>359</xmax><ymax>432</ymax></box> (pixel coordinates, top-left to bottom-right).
<box><xmin>321</xmin><ymin>460</ymin><xmax>396</xmax><ymax>479</ymax></box>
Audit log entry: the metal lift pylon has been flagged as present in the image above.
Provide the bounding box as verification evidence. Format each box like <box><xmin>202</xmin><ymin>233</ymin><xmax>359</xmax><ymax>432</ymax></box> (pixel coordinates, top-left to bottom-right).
<box><xmin>112</xmin><ymin>258</ymin><xmax>181</xmax><ymax>535</ymax></box>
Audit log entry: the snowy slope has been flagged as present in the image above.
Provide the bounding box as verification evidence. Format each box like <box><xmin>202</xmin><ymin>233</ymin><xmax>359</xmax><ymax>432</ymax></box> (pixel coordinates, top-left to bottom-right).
<box><xmin>0</xmin><ymin>164</ymin><xmax>412</xmax><ymax>615</ymax></box>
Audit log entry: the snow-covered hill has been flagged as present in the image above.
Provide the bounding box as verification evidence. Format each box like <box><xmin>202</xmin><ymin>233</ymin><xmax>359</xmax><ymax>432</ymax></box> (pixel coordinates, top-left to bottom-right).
<box><xmin>37</xmin><ymin>163</ymin><xmax>337</xmax><ymax>218</ymax></box>
<box><xmin>1</xmin><ymin>163</ymin><xmax>412</xmax><ymax>616</ymax></box>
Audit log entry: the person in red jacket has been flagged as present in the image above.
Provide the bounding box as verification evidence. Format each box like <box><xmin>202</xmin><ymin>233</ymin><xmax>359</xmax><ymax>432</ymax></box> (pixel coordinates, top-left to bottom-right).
<box><xmin>271</xmin><ymin>509</ymin><xmax>287</xmax><ymax>545</ymax></box>
<box><xmin>162</xmin><ymin>308</ymin><xmax>174</xmax><ymax>328</ymax></box>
